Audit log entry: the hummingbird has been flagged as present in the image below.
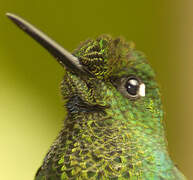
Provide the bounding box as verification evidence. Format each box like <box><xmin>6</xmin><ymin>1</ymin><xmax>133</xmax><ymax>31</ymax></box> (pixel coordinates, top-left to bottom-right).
<box><xmin>6</xmin><ymin>13</ymin><xmax>187</xmax><ymax>180</ymax></box>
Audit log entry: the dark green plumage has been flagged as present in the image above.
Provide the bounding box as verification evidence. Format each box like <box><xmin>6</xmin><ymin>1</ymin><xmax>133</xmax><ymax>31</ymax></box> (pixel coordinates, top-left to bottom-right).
<box><xmin>35</xmin><ymin>36</ymin><xmax>186</xmax><ymax>180</ymax></box>
<box><xmin>6</xmin><ymin>14</ymin><xmax>186</xmax><ymax>180</ymax></box>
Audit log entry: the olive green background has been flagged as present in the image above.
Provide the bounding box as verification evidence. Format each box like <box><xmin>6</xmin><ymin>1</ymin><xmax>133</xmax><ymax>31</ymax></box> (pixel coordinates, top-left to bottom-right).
<box><xmin>0</xmin><ymin>0</ymin><xmax>192</xmax><ymax>179</ymax></box>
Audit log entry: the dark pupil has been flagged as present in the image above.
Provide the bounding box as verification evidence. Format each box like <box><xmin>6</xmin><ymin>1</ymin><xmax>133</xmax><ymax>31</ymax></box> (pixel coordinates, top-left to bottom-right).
<box><xmin>125</xmin><ymin>79</ymin><xmax>139</xmax><ymax>96</ymax></box>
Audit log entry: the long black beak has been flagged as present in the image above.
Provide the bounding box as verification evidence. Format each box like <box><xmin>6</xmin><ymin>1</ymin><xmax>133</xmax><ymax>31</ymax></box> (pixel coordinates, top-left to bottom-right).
<box><xmin>6</xmin><ymin>13</ymin><xmax>84</xmax><ymax>72</ymax></box>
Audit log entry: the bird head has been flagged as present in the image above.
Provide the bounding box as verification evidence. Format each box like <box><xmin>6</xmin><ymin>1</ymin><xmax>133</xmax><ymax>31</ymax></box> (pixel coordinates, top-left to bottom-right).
<box><xmin>6</xmin><ymin>13</ymin><xmax>163</xmax><ymax>131</ymax></box>
<box><xmin>61</xmin><ymin>35</ymin><xmax>163</xmax><ymax>130</ymax></box>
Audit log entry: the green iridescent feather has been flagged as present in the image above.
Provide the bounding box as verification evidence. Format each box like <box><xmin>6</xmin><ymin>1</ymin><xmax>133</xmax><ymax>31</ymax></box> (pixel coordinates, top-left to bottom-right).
<box><xmin>35</xmin><ymin>35</ymin><xmax>186</xmax><ymax>180</ymax></box>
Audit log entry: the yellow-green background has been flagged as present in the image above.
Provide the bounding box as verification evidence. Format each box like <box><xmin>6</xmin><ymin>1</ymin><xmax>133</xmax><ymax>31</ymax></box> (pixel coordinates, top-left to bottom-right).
<box><xmin>0</xmin><ymin>0</ymin><xmax>192</xmax><ymax>179</ymax></box>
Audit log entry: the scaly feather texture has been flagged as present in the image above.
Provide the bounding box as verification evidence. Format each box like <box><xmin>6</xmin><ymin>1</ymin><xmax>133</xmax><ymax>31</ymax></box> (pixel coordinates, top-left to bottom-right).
<box><xmin>34</xmin><ymin>35</ymin><xmax>186</xmax><ymax>180</ymax></box>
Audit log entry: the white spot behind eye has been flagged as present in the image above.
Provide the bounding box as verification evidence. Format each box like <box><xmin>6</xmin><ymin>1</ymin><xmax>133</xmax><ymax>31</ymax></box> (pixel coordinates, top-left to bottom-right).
<box><xmin>139</xmin><ymin>83</ymin><xmax>145</xmax><ymax>97</ymax></box>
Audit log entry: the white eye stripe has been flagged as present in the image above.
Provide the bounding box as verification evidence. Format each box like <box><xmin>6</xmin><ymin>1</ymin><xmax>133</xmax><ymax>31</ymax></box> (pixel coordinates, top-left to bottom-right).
<box><xmin>139</xmin><ymin>83</ymin><xmax>145</xmax><ymax>97</ymax></box>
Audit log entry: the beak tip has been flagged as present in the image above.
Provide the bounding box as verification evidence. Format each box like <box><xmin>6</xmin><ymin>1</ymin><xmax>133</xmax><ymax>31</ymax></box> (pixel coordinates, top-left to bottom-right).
<box><xmin>6</xmin><ymin>12</ymin><xmax>13</xmax><ymax>19</ymax></box>
<box><xmin>6</xmin><ymin>12</ymin><xmax>18</xmax><ymax>24</ymax></box>
<box><xmin>6</xmin><ymin>12</ymin><xmax>86</xmax><ymax>74</ymax></box>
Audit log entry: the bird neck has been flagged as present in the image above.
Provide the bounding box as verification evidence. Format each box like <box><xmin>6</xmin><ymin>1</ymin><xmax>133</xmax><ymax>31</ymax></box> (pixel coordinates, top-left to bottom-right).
<box><xmin>39</xmin><ymin>91</ymin><xmax>185</xmax><ymax>179</ymax></box>
<box><xmin>39</xmin><ymin>106</ymin><xmax>185</xmax><ymax>179</ymax></box>
<box><xmin>58</xmin><ymin>109</ymin><xmax>184</xmax><ymax>179</ymax></box>
<box><xmin>101</xmin><ymin>92</ymin><xmax>184</xmax><ymax>179</ymax></box>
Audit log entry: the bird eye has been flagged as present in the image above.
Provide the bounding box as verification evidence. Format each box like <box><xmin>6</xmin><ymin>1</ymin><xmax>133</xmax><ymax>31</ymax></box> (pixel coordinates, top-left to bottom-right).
<box><xmin>125</xmin><ymin>78</ymin><xmax>140</xmax><ymax>96</ymax></box>
<box><xmin>125</xmin><ymin>77</ymin><xmax>145</xmax><ymax>99</ymax></box>
<box><xmin>111</xmin><ymin>75</ymin><xmax>145</xmax><ymax>99</ymax></box>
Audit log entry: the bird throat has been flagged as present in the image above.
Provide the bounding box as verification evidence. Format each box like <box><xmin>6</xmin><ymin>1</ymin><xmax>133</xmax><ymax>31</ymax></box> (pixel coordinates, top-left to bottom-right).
<box><xmin>39</xmin><ymin>93</ymin><xmax>180</xmax><ymax>179</ymax></box>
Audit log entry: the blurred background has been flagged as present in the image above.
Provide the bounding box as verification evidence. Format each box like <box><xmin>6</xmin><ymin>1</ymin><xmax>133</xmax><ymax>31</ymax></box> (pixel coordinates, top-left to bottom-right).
<box><xmin>0</xmin><ymin>0</ymin><xmax>192</xmax><ymax>179</ymax></box>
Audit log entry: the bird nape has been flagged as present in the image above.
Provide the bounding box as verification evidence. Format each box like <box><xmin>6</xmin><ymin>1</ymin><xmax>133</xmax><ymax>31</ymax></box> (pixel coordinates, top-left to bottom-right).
<box><xmin>6</xmin><ymin>13</ymin><xmax>186</xmax><ymax>180</ymax></box>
